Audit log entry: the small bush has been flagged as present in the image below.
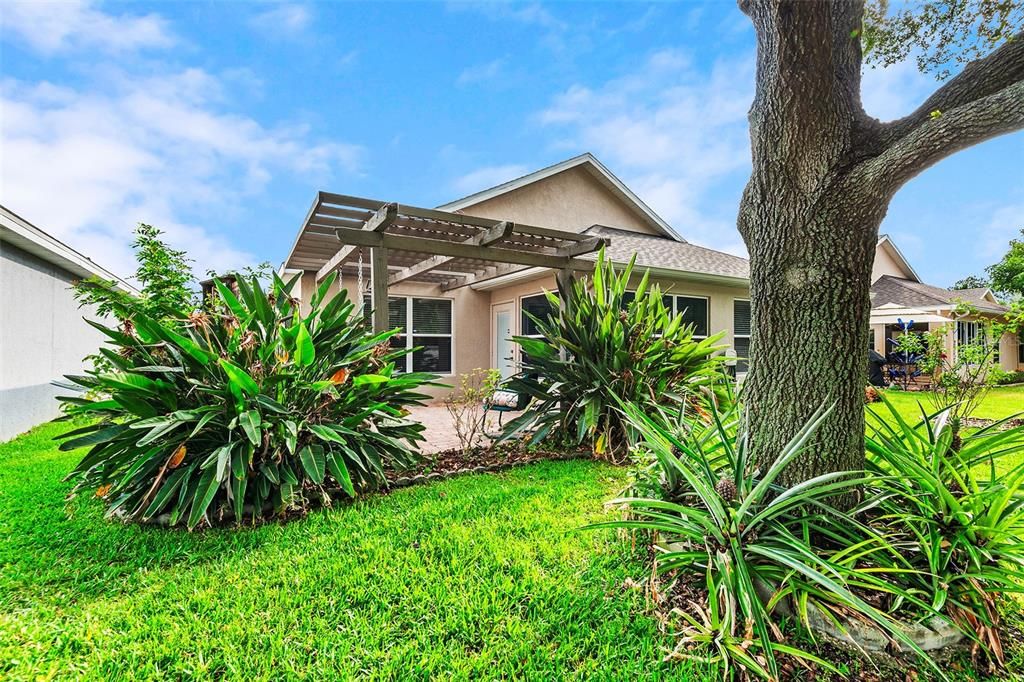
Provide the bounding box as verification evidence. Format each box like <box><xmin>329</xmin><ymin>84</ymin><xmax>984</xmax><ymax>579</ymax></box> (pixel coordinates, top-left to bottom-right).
<box><xmin>867</xmin><ymin>398</ymin><xmax>1024</xmax><ymax>665</ymax></box>
<box><xmin>993</xmin><ymin>369</ymin><xmax>1024</xmax><ymax>385</ymax></box>
<box><xmin>600</xmin><ymin>401</ymin><xmax>932</xmax><ymax>680</ymax></box>
<box><xmin>58</xmin><ymin>272</ymin><xmax>436</xmax><ymax>529</ymax></box>
<box><xmin>442</xmin><ymin>368</ymin><xmax>501</xmax><ymax>455</ymax></box>
<box><xmin>502</xmin><ymin>249</ymin><xmax>728</xmax><ymax>461</ymax></box>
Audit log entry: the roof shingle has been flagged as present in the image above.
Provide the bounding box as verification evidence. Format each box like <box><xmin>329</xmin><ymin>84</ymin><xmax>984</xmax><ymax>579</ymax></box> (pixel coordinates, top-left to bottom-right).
<box><xmin>583</xmin><ymin>225</ymin><xmax>749</xmax><ymax>281</ymax></box>
<box><xmin>871</xmin><ymin>275</ymin><xmax>1005</xmax><ymax>313</ymax></box>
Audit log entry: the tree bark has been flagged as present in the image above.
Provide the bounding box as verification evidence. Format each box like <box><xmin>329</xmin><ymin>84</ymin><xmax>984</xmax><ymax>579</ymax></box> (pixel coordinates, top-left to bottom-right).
<box><xmin>736</xmin><ymin>0</ymin><xmax>1024</xmax><ymax>484</ymax></box>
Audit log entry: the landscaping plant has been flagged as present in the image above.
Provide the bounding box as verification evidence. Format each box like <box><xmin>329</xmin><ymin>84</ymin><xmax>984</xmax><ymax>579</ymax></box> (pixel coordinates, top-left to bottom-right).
<box><xmin>58</xmin><ymin>271</ymin><xmax>435</xmax><ymax>529</ymax></box>
<box><xmin>597</xmin><ymin>400</ymin><xmax>936</xmax><ymax>680</ymax></box>
<box><xmin>915</xmin><ymin>302</ymin><xmax>1020</xmax><ymax>448</ymax></box>
<box><xmin>866</xmin><ymin>397</ymin><xmax>1024</xmax><ymax>665</ymax></box>
<box><xmin>442</xmin><ymin>367</ymin><xmax>501</xmax><ymax>456</ymax></box>
<box><xmin>501</xmin><ymin>249</ymin><xmax>728</xmax><ymax>462</ymax></box>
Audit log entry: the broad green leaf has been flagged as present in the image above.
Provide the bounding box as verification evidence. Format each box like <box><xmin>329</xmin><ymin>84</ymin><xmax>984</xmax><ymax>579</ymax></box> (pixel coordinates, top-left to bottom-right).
<box><xmin>295</xmin><ymin>322</ymin><xmax>315</xmax><ymax>367</ymax></box>
<box><xmin>239</xmin><ymin>410</ymin><xmax>262</xmax><ymax>446</ymax></box>
<box><xmin>219</xmin><ymin>359</ymin><xmax>260</xmax><ymax>396</ymax></box>
<box><xmin>299</xmin><ymin>445</ymin><xmax>326</xmax><ymax>484</ymax></box>
<box><xmin>187</xmin><ymin>465</ymin><xmax>221</xmax><ymax>529</ymax></box>
<box><xmin>326</xmin><ymin>450</ymin><xmax>355</xmax><ymax>496</ymax></box>
<box><xmin>352</xmin><ymin>374</ymin><xmax>388</xmax><ymax>386</ymax></box>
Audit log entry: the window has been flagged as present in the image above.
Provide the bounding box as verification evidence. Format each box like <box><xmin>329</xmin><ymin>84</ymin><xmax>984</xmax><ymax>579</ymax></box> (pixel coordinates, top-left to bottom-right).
<box><xmin>1019</xmin><ymin>336</ymin><xmax>1024</xmax><ymax>365</ymax></box>
<box><xmin>521</xmin><ymin>294</ymin><xmax>554</xmax><ymax>337</ymax></box>
<box><xmin>956</xmin><ymin>321</ymin><xmax>981</xmax><ymax>347</ymax></box>
<box><xmin>620</xmin><ymin>292</ymin><xmax>709</xmax><ymax>337</ymax></box>
<box><xmin>674</xmin><ymin>296</ymin><xmax>709</xmax><ymax>338</ymax></box>
<box><xmin>364</xmin><ymin>295</ymin><xmax>453</xmax><ymax>374</ymax></box>
<box><xmin>733</xmin><ymin>300</ymin><xmax>751</xmax><ymax>373</ymax></box>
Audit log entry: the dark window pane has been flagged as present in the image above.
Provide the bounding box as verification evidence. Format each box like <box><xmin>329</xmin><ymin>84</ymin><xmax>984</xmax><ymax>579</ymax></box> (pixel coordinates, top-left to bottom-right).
<box><xmin>676</xmin><ymin>296</ymin><xmax>708</xmax><ymax>337</ymax></box>
<box><xmin>388</xmin><ymin>297</ymin><xmax>407</xmax><ymax>331</ymax></box>
<box><xmin>412</xmin><ymin>298</ymin><xmax>451</xmax><ymax>334</ymax></box>
<box><xmin>521</xmin><ymin>294</ymin><xmax>553</xmax><ymax>337</ymax></box>
<box><xmin>412</xmin><ymin>337</ymin><xmax>452</xmax><ymax>373</ymax></box>
<box><xmin>734</xmin><ymin>300</ymin><xmax>751</xmax><ymax>336</ymax></box>
<box><xmin>734</xmin><ymin>337</ymin><xmax>751</xmax><ymax>373</ymax></box>
<box><xmin>621</xmin><ymin>291</ymin><xmax>635</xmax><ymax>309</ymax></box>
<box><xmin>1019</xmin><ymin>339</ymin><xmax>1024</xmax><ymax>364</ymax></box>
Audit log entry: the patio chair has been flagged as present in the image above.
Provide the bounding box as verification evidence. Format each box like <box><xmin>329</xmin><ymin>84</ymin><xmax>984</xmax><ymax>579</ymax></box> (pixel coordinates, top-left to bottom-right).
<box><xmin>482</xmin><ymin>375</ymin><xmax>533</xmax><ymax>438</ymax></box>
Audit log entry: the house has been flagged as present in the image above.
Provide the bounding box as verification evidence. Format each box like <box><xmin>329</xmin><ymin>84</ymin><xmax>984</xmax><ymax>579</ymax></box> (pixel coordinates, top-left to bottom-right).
<box><xmin>0</xmin><ymin>206</ymin><xmax>136</xmax><ymax>440</ymax></box>
<box><xmin>282</xmin><ymin>153</ymin><xmax>750</xmax><ymax>398</ymax></box>
<box><xmin>869</xmin><ymin>234</ymin><xmax>1023</xmax><ymax>374</ymax></box>
<box><xmin>281</xmin><ymin>154</ymin><xmax>1020</xmax><ymax>400</ymax></box>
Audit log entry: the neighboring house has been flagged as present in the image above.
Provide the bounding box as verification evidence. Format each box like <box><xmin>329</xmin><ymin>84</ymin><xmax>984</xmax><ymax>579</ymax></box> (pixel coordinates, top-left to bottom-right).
<box><xmin>0</xmin><ymin>206</ymin><xmax>135</xmax><ymax>440</ymax></box>
<box><xmin>869</xmin><ymin>234</ymin><xmax>1023</xmax><ymax>374</ymax></box>
<box><xmin>283</xmin><ymin>153</ymin><xmax>751</xmax><ymax>399</ymax></box>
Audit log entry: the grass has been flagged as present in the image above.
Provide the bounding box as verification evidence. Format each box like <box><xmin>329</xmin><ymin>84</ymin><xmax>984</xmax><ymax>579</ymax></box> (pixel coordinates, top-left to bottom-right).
<box><xmin>868</xmin><ymin>385</ymin><xmax>1024</xmax><ymax>424</ymax></box>
<box><xmin>0</xmin><ymin>421</ymin><xmax>706</xmax><ymax>681</ymax></box>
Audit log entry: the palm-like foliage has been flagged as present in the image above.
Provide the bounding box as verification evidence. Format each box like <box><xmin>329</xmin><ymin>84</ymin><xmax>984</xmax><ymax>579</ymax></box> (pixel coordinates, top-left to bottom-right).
<box><xmin>866</xmin><ymin>397</ymin><xmax>1024</xmax><ymax>662</ymax></box>
<box><xmin>595</xmin><ymin>401</ymin><xmax>938</xmax><ymax>680</ymax></box>
<box><xmin>502</xmin><ymin>249</ymin><xmax>728</xmax><ymax>460</ymax></box>
<box><xmin>58</xmin><ymin>272</ymin><xmax>435</xmax><ymax>529</ymax></box>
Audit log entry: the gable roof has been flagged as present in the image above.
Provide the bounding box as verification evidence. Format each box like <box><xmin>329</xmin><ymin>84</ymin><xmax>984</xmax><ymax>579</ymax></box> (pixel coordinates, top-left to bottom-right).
<box><xmin>871</xmin><ymin>275</ymin><xmax>1005</xmax><ymax>313</ymax></box>
<box><xmin>438</xmin><ymin>153</ymin><xmax>684</xmax><ymax>242</ymax></box>
<box><xmin>0</xmin><ymin>205</ymin><xmax>136</xmax><ymax>293</ymax></box>
<box><xmin>876</xmin><ymin>234</ymin><xmax>920</xmax><ymax>282</ymax></box>
<box><xmin>585</xmin><ymin>225</ymin><xmax>748</xmax><ymax>282</ymax></box>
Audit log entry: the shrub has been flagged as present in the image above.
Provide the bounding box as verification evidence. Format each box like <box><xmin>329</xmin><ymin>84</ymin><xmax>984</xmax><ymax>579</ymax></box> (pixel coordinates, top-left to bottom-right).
<box><xmin>502</xmin><ymin>249</ymin><xmax>728</xmax><ymax>461</ymax></box>
<box><xmin>442</xmin><ymin>368</ymin><xmax>501</xmax><ymax>455</ymax></box>
<box><xmin>597</xmin><ymin>400</ymin><xmax>934</xmax><ymax>680</ymax></box>
<box><xmin>993</xmin><ymin>369</ymin><xmax>1024</xmax><ymax>385</ymax></box>
<box><xmin>866</xmin><ymin>398</ymin><xmax>1024</xmax><ymax>665</ymax></box>
<box><xmin>58</xmin><ymin>272</ymin><xmax>436</xmax><ymax>529</ymax></box>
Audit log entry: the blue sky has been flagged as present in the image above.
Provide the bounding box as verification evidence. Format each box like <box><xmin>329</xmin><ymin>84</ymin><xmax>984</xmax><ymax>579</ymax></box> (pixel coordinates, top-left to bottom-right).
<box><xmin>2</xmin><ymin>1</ymin><xmax>1021</xmax><ymax>287</ymax></box>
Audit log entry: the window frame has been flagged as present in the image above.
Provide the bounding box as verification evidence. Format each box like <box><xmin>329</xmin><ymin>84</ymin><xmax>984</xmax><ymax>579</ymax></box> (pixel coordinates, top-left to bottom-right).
<box><xmin>370</xmin><ymin>293</ymin><xmax>455</xmax><ymax>375</ymax></box>
<box><xmin>519</xmin><ymin>292</ymin><xmax>554</xmax><ymax>339</ymax></box>
<box><xmin>671</xmin><ymin>294</ymin><xmax>710</xmax><ymax>339</ymax></box>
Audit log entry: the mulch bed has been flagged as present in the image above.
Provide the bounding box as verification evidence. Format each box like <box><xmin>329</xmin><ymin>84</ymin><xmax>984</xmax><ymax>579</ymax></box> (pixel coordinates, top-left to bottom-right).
<box><xmin>962</xmin><ymin>416</ymin><xmax>1024</xmax><ymax>430</ymax></box>
<box><xmin>383</xmin><ymin>445</ymin><xmax>592</xmax><ymax>490</ymax></box>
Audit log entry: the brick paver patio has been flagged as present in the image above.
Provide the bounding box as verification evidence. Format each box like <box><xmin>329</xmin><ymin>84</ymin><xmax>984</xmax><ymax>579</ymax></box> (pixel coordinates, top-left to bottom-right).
<box><xmin>407</xmin><ymin>405</ymin><xmax>514</xmax><ymax>454</ymax></box>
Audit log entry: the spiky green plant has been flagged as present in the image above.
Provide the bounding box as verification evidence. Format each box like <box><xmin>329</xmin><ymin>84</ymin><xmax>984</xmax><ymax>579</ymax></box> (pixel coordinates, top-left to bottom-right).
<box><xmin>501</xmin><ymin>249</ymin><xmax>728</xmax><ymax>461</ymax></box>
<box><xmin>594</xmin><ymin>400</ymin><xmax>940</xmax><ymax>680</ymax></box>
<box><xmin>58</xmin><ymin>272</ymin><xmax>436</xmax><ymax>529</ymax></box>
<box><xmin>866</xmin><ymin>396</ymin><xmax>1024</xmax><ymax>664</ymax></box>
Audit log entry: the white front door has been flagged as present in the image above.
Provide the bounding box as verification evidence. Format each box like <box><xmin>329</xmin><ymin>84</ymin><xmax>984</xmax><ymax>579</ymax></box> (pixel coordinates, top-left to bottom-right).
<box><xmin>493</xmin><ymin>302</ymin><xmax>515</xmax><ymax>380</ymax></box>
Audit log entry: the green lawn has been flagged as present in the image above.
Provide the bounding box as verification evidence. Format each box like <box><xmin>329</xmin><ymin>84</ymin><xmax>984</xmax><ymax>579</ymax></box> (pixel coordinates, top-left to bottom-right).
<box><xmin>0</xmin><ymin>422</ymin><xmax>706</xmax><ymax>681</ymax></box>
<box><xmin>868</xmin><ymin>385</ymin><xmax>1024</xmax><ymax>425</ymax></box>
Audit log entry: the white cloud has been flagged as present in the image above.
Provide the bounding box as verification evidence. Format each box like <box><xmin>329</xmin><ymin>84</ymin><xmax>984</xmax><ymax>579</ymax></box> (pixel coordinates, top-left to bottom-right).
<box><xmin>248</xmin><ymin>4</ymin><xmax>312</xmax><ymax>37</ymax></box>
<box><xmin>980</xmin><ymin>202</ymin><xmax>1024</xmax><ymax>260</ymax></box>
<box><xmin>861</xmin><ymin>58</ymin><xmax>935</xmax><ymax>122</ymax></box>
<box><xmin>0</xmin><ymin>0</ymin><xmax>175</xmax><ymax>54</ymax></box>
<box><xmin>538</xmin><ymin>49</ymin><xmax>754</xmax><ymax>249</ymax></box>
<box><xmin>1</xmin><ymin>70</ymin><xmax>363</xmax><ymax>279</ymax></box>
<box><xmin>457</xmin><ymin>58</ymin><xmax>506</xmax><ymax>86</ymax></box>
<box><xmin>451</xmin><ymin>164</ymin><xmax>530</xmax><ymax>196</ymax></box>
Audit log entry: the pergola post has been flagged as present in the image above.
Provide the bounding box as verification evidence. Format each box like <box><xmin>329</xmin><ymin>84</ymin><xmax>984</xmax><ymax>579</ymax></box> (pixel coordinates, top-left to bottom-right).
<box><xmin>371</xmin><ymin>246</ymin><xmax>389</xmax><ymax>333</ymax></box>
<box><xmin>556</xmin><ymin>268</ymin><xmax>575</xmax><ymax>362</ymax></box>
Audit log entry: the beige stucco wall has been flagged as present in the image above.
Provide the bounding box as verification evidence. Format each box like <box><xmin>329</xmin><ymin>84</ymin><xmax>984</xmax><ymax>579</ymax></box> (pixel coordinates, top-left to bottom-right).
<box><xmin>485</xmin><ymin>270</ymin><xmax>750</xmax><ymax>366</ymax></box>
<box><xmin>458</xmin><ymin>165</ymin><xmax>659</xmax><ymax>236</ymax></box>
<box><xmin>871</xmin><ymin>242</ymin><xmax>911</xmax><ymax>282</ymax></box>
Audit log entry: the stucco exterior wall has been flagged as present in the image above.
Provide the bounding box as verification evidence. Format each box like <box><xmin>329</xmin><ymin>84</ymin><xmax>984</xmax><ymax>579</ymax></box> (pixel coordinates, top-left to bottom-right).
<box><xmin>1</xmin><ymin>242</ymin><xmax>105</xmax><ymax>441</ymax></box>
<box><xmin>872</xmin><ymin>243</ymin><xmax>911</xmax><ymax>282</ymax></box>
<box><xmin>458</xmin><ymin>166</ymin><xmax>659</xmax><ymax>236</ymax></box>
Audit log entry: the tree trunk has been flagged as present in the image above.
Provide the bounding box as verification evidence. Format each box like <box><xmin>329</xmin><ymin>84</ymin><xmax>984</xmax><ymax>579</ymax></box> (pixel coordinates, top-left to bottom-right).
<box><xmin>740</xmin><ymin>182</ymin><xmax>884</xmax><ymax>482</ymax></box>
<box><xmin>737</xmin><ymin>0</ymin><xmax>1024</xmax><ymax>484</ymax></box>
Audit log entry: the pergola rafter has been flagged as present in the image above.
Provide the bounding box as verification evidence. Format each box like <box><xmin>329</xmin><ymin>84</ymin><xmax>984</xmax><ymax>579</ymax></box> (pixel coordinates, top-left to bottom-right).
<box><xmin>282</xmin><ymin>192</ymin><xmax>609</xmax><ymax>331</ymax></box>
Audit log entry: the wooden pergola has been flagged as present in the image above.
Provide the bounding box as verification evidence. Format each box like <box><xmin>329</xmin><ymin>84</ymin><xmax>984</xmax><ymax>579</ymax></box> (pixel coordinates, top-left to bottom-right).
<box><xmin>284</xmin><ymin>192</ymin><xmax>608</xmax><ymax>332</ymax></box>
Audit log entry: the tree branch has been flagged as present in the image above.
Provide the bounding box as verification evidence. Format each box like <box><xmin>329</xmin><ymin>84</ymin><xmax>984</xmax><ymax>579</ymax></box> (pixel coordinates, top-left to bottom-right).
<box><xmin>862</xmin><ymin>79</ymin><xmax>1024</xmax><ymax>191</ymax></box>
<box><xmin>882</xmin><ymin>32</ymin><xmax>1024</xmax><ymax>143</ymax></box>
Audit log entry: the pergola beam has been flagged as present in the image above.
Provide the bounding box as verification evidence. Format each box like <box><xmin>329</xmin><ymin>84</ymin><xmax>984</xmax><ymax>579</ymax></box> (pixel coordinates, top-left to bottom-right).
<box><xmin>327</xmin><ymin>225</ymin><xmax>594</xmax><ymax>271</ymax></box>
<box><xmin>317</xmin><ymin>203</ymin><xmax>397</xmax><ymax>281</ymax></box>
<box><xmin>388</xmin><ymin>221</ymin><xmax>513</xmax><ymax>285</ymax></box>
